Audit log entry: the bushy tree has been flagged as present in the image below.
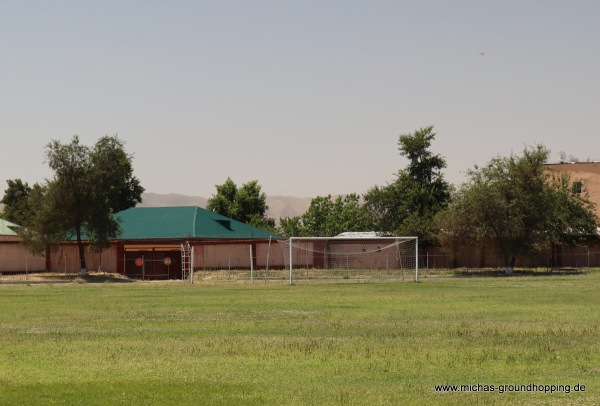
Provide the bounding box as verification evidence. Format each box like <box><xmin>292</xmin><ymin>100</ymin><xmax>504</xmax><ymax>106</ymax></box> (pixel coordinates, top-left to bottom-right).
<box><xmin>1</xmin><ymin>179</ymin><xmax>34</xmax><ymax>225</ymax></box>
<box><xmin>278</xmin><ymin>216</ymin><xmax>305</xmax><ymax>237</ymax></box>
<box><xmin>207</xmin><ymin>178</ymin><xmax>275</xmax><ymax>230</ymax></box>
<box><xmin>206</xmin><ymin>178</ymin><xmax>238</xmax><ymax>218</ymax></box>
<box><xmin>278</xmin><ymin>194</ymin><xmax>372</xmax><ymax>237</ymax></box>
<box><xmin>90</xmin><ymin>136</ymin><xmax>145</xmax><ymax>212</ymax></box>
<box><xmin>23</xmin><ymin>135</ymin><xmax>144</xmax><ymax>275</ymax></box>
<box><xmin>435</xmin><ymin>145</ymin><xmax>598</xmax><ymax>273</ymax></box>
<box><xmin>546</xmin><ymin>171</ymin><xmax>599</xmax><ymax>248</ymax></box>
<box><xmin>364</xmin><ymin>126</ymin><xmax>450</xmax><ymax>243</ymax></box>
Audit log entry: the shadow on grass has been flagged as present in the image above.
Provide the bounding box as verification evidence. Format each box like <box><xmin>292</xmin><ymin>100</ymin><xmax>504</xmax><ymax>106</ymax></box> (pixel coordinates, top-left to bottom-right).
<box><xmin>79</xmin><ymin>272</ymin><xmax>135</xmax><ymax>283</ymax></box>
<box><xmin>451</xmin><ymin>268</ymin><xmax>585</xmax><ymax>278</ymax></box>
<box><xmin>0</xmin><ymin>272</ymin><xmax>135</xmax><ymax>284</ymax></box>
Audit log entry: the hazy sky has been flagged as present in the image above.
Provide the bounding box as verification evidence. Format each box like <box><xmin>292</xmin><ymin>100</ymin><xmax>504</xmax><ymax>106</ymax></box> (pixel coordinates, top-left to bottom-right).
<box><xmin>2</xmin><ymin>1</ymin><xmax>599</xmax><ymax>198</ymax></box>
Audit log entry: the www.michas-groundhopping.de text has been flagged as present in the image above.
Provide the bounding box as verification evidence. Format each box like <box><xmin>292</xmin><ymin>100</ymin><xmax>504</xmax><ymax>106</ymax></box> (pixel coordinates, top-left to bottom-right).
<box><xmin>435</xmin><ymin>383</ymin><xmax>585</xmax><ymax>395</ymax></box>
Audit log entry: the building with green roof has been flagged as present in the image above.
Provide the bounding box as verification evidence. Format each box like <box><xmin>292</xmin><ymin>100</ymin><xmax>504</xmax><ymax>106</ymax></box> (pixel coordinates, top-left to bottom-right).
<box><xmin>111</xmin><ymin>206</ymin><xmax>284</xmax><ymax>279</ymax></box>
<box><xmin>0</xmin><ymin>207</ymin><xmax>286</xmax><ymax>278</ymax></box>
<box><xmin>0</xmin><ymin>218</ymin><xmax>20</xmax><ymax>237</ymax></box>
<box><xmin>115</xmin><ymin>206</ymin><xmax>280</xmax><ymax>241</ymax></box>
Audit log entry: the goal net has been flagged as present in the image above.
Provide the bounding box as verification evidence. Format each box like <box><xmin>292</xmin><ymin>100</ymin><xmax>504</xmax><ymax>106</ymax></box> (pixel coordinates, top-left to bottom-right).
<box><xmin>279</xmin><ymin>236</ymin><xmax>418</xmax><ymax>283</ymax></box>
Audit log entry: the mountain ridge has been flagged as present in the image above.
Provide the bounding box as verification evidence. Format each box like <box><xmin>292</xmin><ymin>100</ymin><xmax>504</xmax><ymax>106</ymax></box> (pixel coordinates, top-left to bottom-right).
<box><xmin>0</xmin><ymin>193</ymin><xmax>314</xmax><ymax>221</ymax></box>
<box><xmin>138</xmin><ymin>192</ymin><xmax>312</xmax><ymax>220</ymax></box>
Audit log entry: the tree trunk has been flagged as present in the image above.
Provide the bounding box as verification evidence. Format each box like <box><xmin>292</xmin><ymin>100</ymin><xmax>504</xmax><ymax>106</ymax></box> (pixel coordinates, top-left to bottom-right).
<box><xmin>76</xmin><ymin>226</ymin><xmax>87</xmax><ymax>276</ymax></box>
<box><xmin>506</xmin><ymin>255</ymin><xmax>515</xmax><ymax>275</ymax></box>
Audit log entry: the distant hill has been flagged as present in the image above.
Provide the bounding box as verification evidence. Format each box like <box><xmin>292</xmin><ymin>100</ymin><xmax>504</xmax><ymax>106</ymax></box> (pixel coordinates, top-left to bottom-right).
<box><xmin>0</xmin><ymin>193</ymin><xmax>313</xmax><ymax>222</ymax></box>
<box><xmin>139</xmin><ymin>193</ymin><xmax>208</xmax><ymax>208</ymax></box>
<box><xmin>138</xmin><ymin>192</ymin><xmax>312</xmax><ymax>221</ymax></box>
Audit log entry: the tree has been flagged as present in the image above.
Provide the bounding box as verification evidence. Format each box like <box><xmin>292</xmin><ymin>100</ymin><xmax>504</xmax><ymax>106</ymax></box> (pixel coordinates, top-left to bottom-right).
<box><xmin>23</xmin><ymin>135</ymin><xmax>144</xmax><ymax>275</ymax></box>
<box><xmin>90</xmin><ymin>136</ymin><xmax>145</xmax><ymax>212</ymax></box>
<box><xmin>278</xmin><ymin>216</ymin><xmax>305</xmax><ymax>237</ymax></box>
<box><xmin>434</xmin><ymin>145</ymin><xmax>598</xmax><ymax>273</ymax></box>
<box><xmin>363</xmin><ymin>126</ymin><xmax>450</xmax><ymax>243</ymax></box>
<box><xmin>206</xmin><ymin>178</ymin><xmax>275</xmax><ymax>230</ymax></box>
<box><xmin>206</xmin><ymin>178</ymin><xmax>238</xmax><ymax>219</ymax></box>
<box><xmin>278</xmin><ymin>194</ymin><xmax>373</xmax><ymax>237</ymax></box>
<box><xmin>1</xmin><ymin>179</ymin><xmax>34</xmax><ymax>225</ymax></box>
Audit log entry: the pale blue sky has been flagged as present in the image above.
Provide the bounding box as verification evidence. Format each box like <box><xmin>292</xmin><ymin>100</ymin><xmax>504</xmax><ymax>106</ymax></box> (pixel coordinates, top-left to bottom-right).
<box><xmin>2</xmin><ymin>1</ymin><xmax>599</xmax><ymax>198</ymax></box>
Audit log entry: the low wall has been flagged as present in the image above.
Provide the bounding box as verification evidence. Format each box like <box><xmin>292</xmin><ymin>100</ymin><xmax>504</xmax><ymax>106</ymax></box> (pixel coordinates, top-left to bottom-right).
<box><xmin>0</xmin><ymin>242</ymin><xmax>46</xmax><ymax>272</ymax></box>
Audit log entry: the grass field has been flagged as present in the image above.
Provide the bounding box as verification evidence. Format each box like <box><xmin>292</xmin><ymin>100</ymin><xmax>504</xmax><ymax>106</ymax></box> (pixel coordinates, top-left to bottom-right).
<box><xmin>0</xmin><ymin>271</ymin><xmax>598</xmax><ymax>405</ymax></box>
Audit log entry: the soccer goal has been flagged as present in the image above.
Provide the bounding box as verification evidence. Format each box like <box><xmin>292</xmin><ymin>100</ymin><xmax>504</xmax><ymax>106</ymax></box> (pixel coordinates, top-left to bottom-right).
<box><xmin>279</xmin><ymin>236</ymin><xmax>419</xmax><ymax>283</ymax></box>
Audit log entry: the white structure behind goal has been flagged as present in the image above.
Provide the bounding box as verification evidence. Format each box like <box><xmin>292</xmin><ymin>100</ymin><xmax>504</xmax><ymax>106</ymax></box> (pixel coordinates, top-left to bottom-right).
<box><xmin>279</xmin><ymin>236</ymin><xmax>418</xmax><ymax>284</ymax></box>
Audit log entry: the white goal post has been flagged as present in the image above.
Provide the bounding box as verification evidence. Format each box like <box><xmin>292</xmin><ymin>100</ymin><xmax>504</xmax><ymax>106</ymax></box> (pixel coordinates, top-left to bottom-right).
<box><xmin>279</xmin><ymin>236</ymin><xmax>419</xmax><ymax>284</ymax></box>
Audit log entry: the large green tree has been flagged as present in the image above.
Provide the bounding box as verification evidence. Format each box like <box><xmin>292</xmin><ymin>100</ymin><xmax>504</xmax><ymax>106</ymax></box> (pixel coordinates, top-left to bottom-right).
<box><xmin>206</xmin><ymin>178</ymin><xmax>275</xmax><ymax>229</ymax></box>
<box><xmin>23</xmin><ymin>135</ymin><xmax>144</xmax><ymax>275</ymax></box>
<box><xmin>434</xmin><ymin>145</ymin><xmax>598</xmax><ymax>272</ymax></box>
<box><xmin>1</xmin><ymin>179</ymin><xmax>34</xmax><ymax>225</ymax></box>
<box><xmin>278</xmin><ymin>194</ymin><xmax>372</xmax><ymax>237</ymax></box>
<box><xmin>363</xmin><ymin>126</ymin><xmax>450</xmax><ymax>243</ymax></box>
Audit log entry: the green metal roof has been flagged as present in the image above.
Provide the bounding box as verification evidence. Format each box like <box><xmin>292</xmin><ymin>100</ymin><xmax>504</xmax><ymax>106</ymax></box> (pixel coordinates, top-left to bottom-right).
<box><xmin>115</xmin><ymin>206</ymin><xmax>282</xmax><ymax>240</ymax></box>
<box><xmin>0</xmin><ymin>218</ymin><xmax>20</xmax><ymax>236</ymax></box>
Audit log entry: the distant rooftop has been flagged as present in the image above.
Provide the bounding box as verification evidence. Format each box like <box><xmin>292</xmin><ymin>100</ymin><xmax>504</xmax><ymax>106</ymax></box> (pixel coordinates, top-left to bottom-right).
<box><xmin>548</xmin><ymin>152</ymin><xmax>600</xmax><ymax>164</ymax></box>
<box><xmin>546</xmin><ymin>161</ymin><xmax>600</xmax><ymax>165</ymax></box>
<box><xmin>0</xmin><ymin>218</ymin><xmax>20</xmax><ymax>236</ymax></box>
<box><xmin>335</xmin><ymin>232</ymin><xmax>392</xmax><ymax>238</ymax></box>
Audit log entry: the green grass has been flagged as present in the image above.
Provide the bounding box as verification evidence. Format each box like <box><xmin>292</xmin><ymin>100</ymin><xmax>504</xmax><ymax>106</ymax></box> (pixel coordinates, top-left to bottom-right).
<box><xmin>0</xmin><ymin>272</ymin><xmax>599</xmax><ymax>405</ymax></box>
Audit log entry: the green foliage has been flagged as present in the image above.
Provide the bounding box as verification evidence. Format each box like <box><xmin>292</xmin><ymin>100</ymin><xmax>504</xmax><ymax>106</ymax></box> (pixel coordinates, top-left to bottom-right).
<box><xmin>20</xmin><ymin>182</ymin><xmax>70</xmax><ymax>254</ymax></box>
<box><xmin>398</xmin><ymin>126</ymin><xmax>448</xmax><ymax>189</ymax></box>
<box><xmin>547</xmin><ymin>171</ymin><xmax>599</xmax><ymax>247</ymax></box>
<box><xmin>1</xmin><ymin>179</ymin><xmax>34</xmax><ymax>225</ymax></box>
<box><xmin>279</xmin><ymin>127</ymin><xmax>450</xmax><ymax>239</ymax></box>
<box><xmin>23</xmin><ymin>135</ymin><xmax>143</xmax><ymax>273</ymax></box>
<box><xmin>278</xmin><ymin>194</ymin><xmax>372</xmax><ymax>237</ymax></box>
<box><xmin>278</xmin><ymin>215</ymin><xmax>304</xmax><ymax>237</ymax></box>
<box><xmin>206</xmin><ymin>178</ymin><xmax>275</xmax><ymax>230</ymax></box>
<box><xmin>206</xmin><ymin>177</ymin><xmax>238</xmax><ymax>217</ymax></box>
<box><xmin>90</xmin><ymin>136</ymin><xmax>145</xmax><ymax>212</ymax></box>
<box><xmin>435</xmin><ymin>145</ymin><xmax>598</xmax><ymax>271</ymax></box>
<box><xmin>233</xmin><ymin>180</ymin><xmax>269</xmax><ymax>224</ymax></box>
<box><xmin>364</xmin><ymin>126</ymin><xmax>450</xmax><ymax>242</ymax></box>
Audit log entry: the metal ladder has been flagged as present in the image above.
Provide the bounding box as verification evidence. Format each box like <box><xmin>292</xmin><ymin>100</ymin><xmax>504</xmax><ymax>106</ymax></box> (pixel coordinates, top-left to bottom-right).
<box><xmin>181</xmin><ymin>242</ymin><xmax>193</xmax><ymax>283</ymax></box>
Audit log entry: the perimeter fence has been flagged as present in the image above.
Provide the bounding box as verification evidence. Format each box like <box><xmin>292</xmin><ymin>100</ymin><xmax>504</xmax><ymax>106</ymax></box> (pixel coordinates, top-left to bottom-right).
<box><xmin>2</xmin><ymin>247</ymin><xmax>599</xmax><ymax>284</ymax></box>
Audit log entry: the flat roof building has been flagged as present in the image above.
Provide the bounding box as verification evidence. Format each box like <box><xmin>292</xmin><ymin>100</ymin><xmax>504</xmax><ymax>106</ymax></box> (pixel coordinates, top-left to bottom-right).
<box><xmin>544</xmin><ymin>161</ymin><xmax>600</xmax><ymax>219</ymax></box>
